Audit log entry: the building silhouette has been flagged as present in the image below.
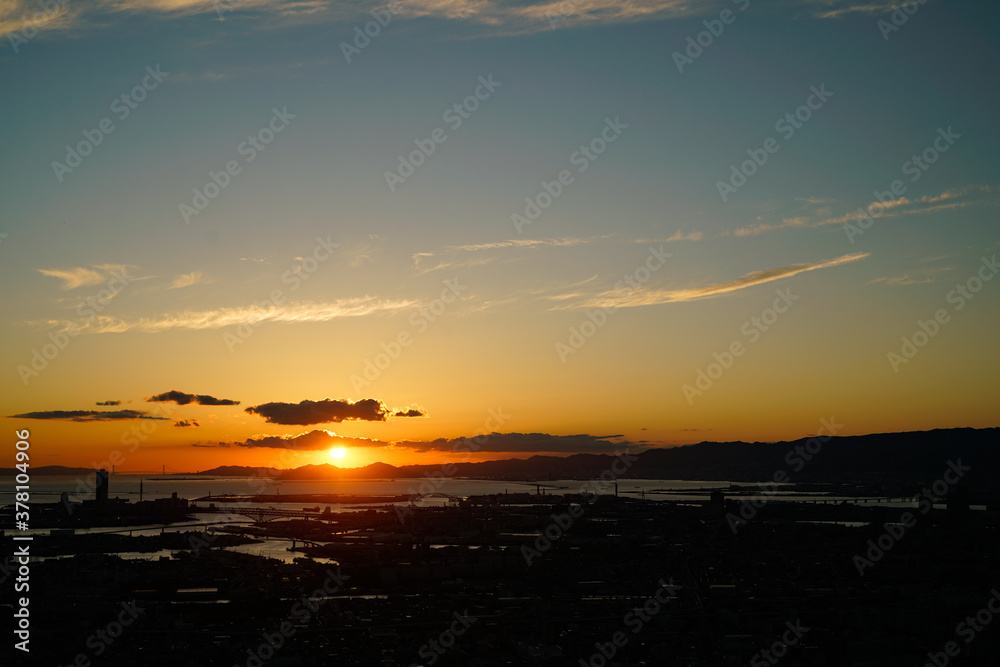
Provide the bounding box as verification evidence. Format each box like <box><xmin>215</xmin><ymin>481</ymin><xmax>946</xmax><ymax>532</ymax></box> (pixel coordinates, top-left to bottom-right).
<box><xmin>95</xmin><ymin>469</ymin><xmax>109</xmax><ymax>504</ymax></box>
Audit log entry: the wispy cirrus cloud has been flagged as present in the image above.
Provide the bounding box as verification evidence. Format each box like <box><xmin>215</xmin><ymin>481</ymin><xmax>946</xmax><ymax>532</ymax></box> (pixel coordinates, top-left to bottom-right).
<box><xmin>0</xmin><ymin>0</ymin><xmax>327</xmax><ymax>41</ymax></box>
<box><xmin>629</xmin><ymin>230</ymin><xmax>704</xmax><ymax>244</ymax></box>
<box><xmin>413</xmin><ymin>236</ymin><xmax>608</xmax><ymax>274</ymax></box>
<box><xmin>1</xmin><ymin>0</ymin><xmax>700</xmax><ymax>39</ymax></box>
<box><xmin>38</xmin><ymin>264</ymin><xmax>134</xmax><ymax>289</ymax></box>
<box><xmin>920</xmin><ymin>252</ymin><xmax>959</xmax><ymax>263</ymax></box>
<box><xmin>446</xmin><ymin>236</ymin><xmax>607</xmax><ymax>253</ymax></box>
<box><xmin>38</xmin><ymin>297</ymin><xmax>416</xmax><ymax>335</ymax></box>
<box><xmin>805</xmin><ymin>1</ymin><xmax>899</xmax><ymax>19</ymax></box>
<box><xmin>734</xmin><ymin>186</ymin><xmax>998</xmax><ymax>238</ymax></box>
<box><xmin>868</xmin><ymin>265</ymin><xmax>953</xmax><ymax>286</ymax></box>
<box><xmin>399</xmin><ymin>0</ymin><xmax>694</xmax><ymax>35</ymax></box>
<box><xmin>868</xmin><ymin>274</ymin><xmax>933</xmax><ymax>286</ymax></box>
<box><xmin>169</xmin><ymin>271</ymin><xmax>204</xmax><ymax>289</ymax></box>
<box><xmin>82</xmin><ymin>0</ymin><xmax>327</xmax><ymax>18</ymax></box>
<box><xmin>734</xmin><ymin>217</ymin><xmax>811</xmax><ymax>238</ymax></box>
<box><xmin>554</xmin><ymin>252</ymin><xmax>869</xmax><ymax>310</ymax></box>
<box><xmin>0</xmin><ymin>0</ymin><xmax>930</xmax><ymax>42</ymax></box>
<box><xmin>37</xmin><ymin>266</ymin><xmax>103</xmax><ymax>289</ymax></box>
<box><xmin>665</xmin><ymin>229</ymin><xmax>704</xmax><ymax>242</ymax></box>
<box><xmin>0</xmin><ymin>0</ymin><xmax>78</xmax><ymax>40</ymax></box>
<box><xmin>413</xmin><ymin>255</ymin><xmax>498</xmax><ymax>276</ymax></box>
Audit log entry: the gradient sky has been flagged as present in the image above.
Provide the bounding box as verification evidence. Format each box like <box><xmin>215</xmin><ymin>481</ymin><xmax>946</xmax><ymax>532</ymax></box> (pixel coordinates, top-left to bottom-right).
<box><xmin>2</xmin><ymin>0</ymin><xmax>998</xmax><ymax>472</ymax></box>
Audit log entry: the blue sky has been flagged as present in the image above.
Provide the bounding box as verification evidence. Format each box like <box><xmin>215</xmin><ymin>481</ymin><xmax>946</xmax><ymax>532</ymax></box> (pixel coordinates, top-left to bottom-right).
<box><xmin>2</xmin><ymin>0</ymin><xmax>998</xmax><ymax>469</ymax></box>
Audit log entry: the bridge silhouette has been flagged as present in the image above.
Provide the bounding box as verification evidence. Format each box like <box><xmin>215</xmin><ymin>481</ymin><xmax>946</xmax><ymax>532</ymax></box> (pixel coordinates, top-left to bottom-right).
<box><xmin>409</xmin><ymin>493</ymin><xmax>461</xmax><ymax>501</ymax></box>
<box><xmin>195</xmin><ymin>506</ymin><xmax>339</xmax><ymax>524</ymax></box>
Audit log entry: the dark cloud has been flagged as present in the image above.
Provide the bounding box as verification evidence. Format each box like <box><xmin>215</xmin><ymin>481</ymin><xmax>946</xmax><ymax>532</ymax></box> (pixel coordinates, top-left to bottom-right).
<box><xmin>9</xmin><ymin>410</ymin><xmax>170</xmax><ymax>422</ymax></box>
<box><xmin>174</xmin><ymin>419</ymin><xmax>201</xmax><ymax>428</ymax></box>
<box><xmin>147</xmin><ymin>390</ymin><xmax>239</xmax><ymax>406</ymax></box>
<box><xmin>396</xmin><ymin>432</ymin><xmax>630</xmax><ymax>454</ymax></box>
<box><xmin>96</xmin><ymin>400</ymin><xmax>121</xmax><ymax>406</ymax></box>
<box><xmin>196</xmin><ymin>430</ymin><xmax>390</xmax><ymax>451</ymax></box>
<box><xmin>393</xmin><ymin>407</ymin><xmax>426</xmax><ymax>418</ymax></box>
<box><xmin>245</xmin><ymin>398</ymin><xmax>390</xmax><ymax>425</ymax></box>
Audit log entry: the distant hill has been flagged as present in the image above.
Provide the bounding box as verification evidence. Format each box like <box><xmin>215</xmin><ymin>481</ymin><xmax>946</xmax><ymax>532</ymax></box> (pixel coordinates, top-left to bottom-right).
<box><xmin>278</xmin><ymin>462</ymin><xmax>400</xmax><ymax>480</ymax></box>
<box><xmin>9</xmin><ymin>428</ymin><xmax>997</xmax><ymax>488</ymax></box>
<box><xmin>290</xmin><ymin>427</ymin><xmax>998</xmax><ymax>485</ymax></box>
<box><xmin>188</xmin><ymin>427</ymin><xmax>1000</xmax><ymax>487</ymax></box>
<box><xmin>194</xmin><ymin>465</ymin><xmax>281</xmax><ymax>477</ymax></box>
<box><xmin>0</xmin><ymin>465</ymin><xmax>97</xmax><ymax>476</ymax></box>
<box><xmin>630</xmin><ymin>427</ymin><xmax>999</xmax><ymax>484</ymax></box>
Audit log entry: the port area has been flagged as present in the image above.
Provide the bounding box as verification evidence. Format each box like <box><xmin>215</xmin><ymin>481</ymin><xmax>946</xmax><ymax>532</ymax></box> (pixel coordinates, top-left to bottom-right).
<box><xmin>11</xmin><ymin>492</ymin><xmax>1000</xmax><ymax>666</ymax></box>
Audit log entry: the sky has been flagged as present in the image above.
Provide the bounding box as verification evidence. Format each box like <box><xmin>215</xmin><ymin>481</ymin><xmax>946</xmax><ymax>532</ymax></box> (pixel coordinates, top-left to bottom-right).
<box><xmin>1</xmin><ymin>0</ymin><xmax>998</xmax><ymax>472</ymax></box>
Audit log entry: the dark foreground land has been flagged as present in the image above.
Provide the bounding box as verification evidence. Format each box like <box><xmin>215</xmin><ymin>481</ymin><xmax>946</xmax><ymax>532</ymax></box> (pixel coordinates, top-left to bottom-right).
<box><xmin>5</xmin><ymin>493</ymin><xmax>1000</xmax><ymax>666</ymax></box>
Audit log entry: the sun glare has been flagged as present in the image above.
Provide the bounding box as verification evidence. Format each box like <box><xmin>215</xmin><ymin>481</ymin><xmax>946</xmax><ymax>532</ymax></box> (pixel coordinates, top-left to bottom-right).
<box><xmin>330</xmin><ymin>447</ymin><xmax>346</xmax><ymax>460</ymax></box>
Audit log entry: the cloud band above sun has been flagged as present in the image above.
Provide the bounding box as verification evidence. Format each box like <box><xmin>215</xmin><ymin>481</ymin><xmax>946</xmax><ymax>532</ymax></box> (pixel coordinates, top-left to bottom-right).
<box><xmin>244</xmin><ymin>398</ymin><xmax>425</xmax><ymax>425</ymax></box>
<box><xmin>195</xmin><ymin>430</ymin><xmax>633</xmax><ymax>453</ymax></box>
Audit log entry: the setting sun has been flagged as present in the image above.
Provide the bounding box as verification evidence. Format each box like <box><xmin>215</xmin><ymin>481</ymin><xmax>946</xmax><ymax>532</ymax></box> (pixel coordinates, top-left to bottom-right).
<box><xmin>330</xmin><ymin>447</ymin><xmax>346</xmax><ymax>460</ymax></box>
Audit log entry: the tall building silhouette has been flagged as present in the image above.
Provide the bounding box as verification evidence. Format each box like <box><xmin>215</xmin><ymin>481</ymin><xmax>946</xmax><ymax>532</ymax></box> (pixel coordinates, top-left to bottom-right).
<box><xmin>96</xmin><ymin>468</ymin><xmax>109</xmax><ymax>504</ymax></box>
